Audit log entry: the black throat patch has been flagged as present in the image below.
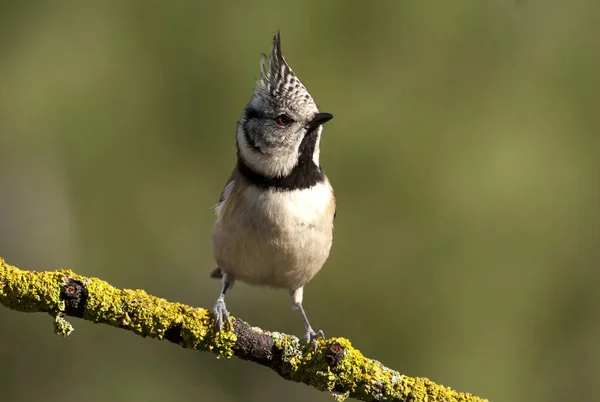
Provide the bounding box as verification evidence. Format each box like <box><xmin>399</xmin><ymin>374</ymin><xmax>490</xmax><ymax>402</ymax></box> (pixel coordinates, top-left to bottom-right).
<box><xmin>237</xmin><ymin>130</ymin><xmax>325</xmax><ymax>191</ymax></box>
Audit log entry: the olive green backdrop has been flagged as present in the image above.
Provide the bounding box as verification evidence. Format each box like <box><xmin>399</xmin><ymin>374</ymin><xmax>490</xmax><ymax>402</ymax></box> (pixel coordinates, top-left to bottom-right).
<box><xmin>1</xmin><ymin>1</ymin><xmax>599</xmax><ymax>401</ymax></box>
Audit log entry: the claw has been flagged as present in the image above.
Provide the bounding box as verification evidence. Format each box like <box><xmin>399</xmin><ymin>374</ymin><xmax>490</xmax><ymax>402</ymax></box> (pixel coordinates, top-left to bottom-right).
<box><xmin>212</xmin><ymin>299</ymin><xmax>231</xmax><ymax>331</ymax></box>
<box><xmin>305</xmin><ymin>327</ymin><xmax>325</xmax><ymax>352</ymax></box>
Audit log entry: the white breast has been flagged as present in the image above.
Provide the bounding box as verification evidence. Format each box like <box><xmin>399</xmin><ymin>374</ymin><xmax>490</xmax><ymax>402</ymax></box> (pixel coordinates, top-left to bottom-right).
<box><xmin>251</xmin><ymin>181</ymin><xmax>332</xmax><ymax>226</ymax></box>
<box><xmin>212</xmin><ymin>180</ymin><xmax>335</xmax><ymax>290</ymax></box>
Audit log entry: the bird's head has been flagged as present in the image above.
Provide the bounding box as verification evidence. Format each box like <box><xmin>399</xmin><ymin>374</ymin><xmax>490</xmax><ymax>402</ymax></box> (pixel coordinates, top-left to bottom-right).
<box><xmin>237</xmin><ymin>32</ymin><xmax>333</xmax><ymax>179</ymax></box>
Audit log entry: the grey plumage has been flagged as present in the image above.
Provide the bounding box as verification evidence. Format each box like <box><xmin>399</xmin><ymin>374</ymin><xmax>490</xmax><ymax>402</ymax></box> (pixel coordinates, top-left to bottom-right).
<box><xmin>210</xmin><ymin>32</ymin><xmax>335</xmax><ymax>348</ymax></box>
<box><xmin>255</xmin><ymin>33</ymin><xmax>316</xmax><ymax>113</ymax></box>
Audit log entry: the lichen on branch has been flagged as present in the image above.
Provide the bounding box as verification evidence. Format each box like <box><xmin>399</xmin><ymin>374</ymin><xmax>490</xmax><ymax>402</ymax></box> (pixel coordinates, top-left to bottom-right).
<box><xmin>0</xmin><ymin>256</ymin><xmax>488</xmax><ymax>402</ymax></box>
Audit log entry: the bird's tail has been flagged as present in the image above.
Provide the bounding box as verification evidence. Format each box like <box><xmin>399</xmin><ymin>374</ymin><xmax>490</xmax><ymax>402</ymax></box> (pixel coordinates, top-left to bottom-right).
<box><xmin>209</xmin><ymin>267</ymin><xmax>223</xmax><ymax>279</ymax></box>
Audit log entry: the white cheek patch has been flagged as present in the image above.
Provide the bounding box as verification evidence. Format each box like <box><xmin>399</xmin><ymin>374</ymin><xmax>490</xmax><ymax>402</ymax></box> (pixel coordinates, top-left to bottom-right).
<box><xmin>237</xmin><ymin>124</ymin><xmax>299</xmax><ymax>178</ymax></box>
<box><xmin>312</xmin><ymin>129</ymin><xmax>322</xmax><ymax>166</ymax></box>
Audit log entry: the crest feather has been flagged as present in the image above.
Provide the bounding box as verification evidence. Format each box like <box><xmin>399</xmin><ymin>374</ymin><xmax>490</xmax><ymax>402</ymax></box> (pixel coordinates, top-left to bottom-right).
<box><xmin>257</xmin><ymin>32</ymin><xmax>293</xmax><ymax>94</ymax></box>
<box><xmin>254</xmin><ymin>32</ymin><xmax>316</xmax><ymax>109</ymax></box>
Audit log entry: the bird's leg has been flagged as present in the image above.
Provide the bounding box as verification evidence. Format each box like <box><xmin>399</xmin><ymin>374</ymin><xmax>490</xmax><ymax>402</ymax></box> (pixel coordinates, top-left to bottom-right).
<box><xmin>297</xmin><ymin>303</ymin><xmax>325</xmax><ymax>349</ymax></box>
<box><xmin>212</xmin><ymin>273</ymin><xmax>234</xmax><ymax>331</ymax></box>
<box><xmin>290</xmin><ymin>287</ymin><xmax>324</xmax><ymax>351</ymax></box>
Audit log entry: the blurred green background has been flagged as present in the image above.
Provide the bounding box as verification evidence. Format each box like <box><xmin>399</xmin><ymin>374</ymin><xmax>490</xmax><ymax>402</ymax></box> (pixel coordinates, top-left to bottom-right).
<box><xmin>1</xmin><ymin>1</ymin><xmax>599</xmax><ymax>401</ymax></box>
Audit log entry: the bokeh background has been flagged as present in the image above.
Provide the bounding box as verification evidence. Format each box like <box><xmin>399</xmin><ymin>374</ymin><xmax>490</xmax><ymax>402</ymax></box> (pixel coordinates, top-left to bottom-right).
<box><xmin>1</xmin><ymin>1</ymin><xmax>599</xmax><ymax>401</ymax></box>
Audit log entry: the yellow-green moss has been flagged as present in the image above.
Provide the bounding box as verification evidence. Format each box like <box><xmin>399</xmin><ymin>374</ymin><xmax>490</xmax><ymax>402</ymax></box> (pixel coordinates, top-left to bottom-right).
<box><xmin>319</xmin><ymin>337</ymin><xmax>486</xmax><ymax>401</ymax></box>
<box><xmin>266</xmin><ymin>335</ymin><xmax>485</xmax><ymax>401</ymax></box>
<box><xmin>268</xmin><ymin>332</ymin><xmax>408</xmax><ymax>398</ymax></box>
<box><xmin>2</xmin><ymin>256</ymin><xmax>489</xmax><ymax>402</ymax></box>
<box><xmin>0</xmin><ymin>257</ymin><xmax>68</xmax><ymax>317</ymax></box>
<box><xmin>54</xmin><ymin>315</ymin><xmax>74</xmax><ymax>336</ymax></box>
<box><xmin>268</xmin><ymin>335</ymin><xmax>341</xmax><ymax>393</ymax></box>
<box><xmin>271</xmin><ymin>331</ymin><xmax>303</xmax><ymax>369</ymax></box>
<box><xmin>0</xmin><ymin>258</ymin><xmax>236</xmax><ymax>358</ymax></box>
<box><xmin>81</xmin><ymin>275</ymin><xmax>237</xmax><ymax>358</ymax></box>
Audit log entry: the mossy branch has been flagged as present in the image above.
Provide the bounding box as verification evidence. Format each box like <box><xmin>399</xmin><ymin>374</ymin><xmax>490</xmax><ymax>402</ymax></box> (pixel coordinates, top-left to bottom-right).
<box><xmin>0</xmin><ymin>257</ymin><xmax>488</xmax><ymax>402</ymax></box>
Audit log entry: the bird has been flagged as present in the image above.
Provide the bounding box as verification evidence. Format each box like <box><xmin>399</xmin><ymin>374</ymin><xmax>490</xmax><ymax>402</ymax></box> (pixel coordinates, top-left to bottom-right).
<box><xmin>210</xmin><ymin>32</ymin><xmax>336</xmax><ymax>348</ymax></box>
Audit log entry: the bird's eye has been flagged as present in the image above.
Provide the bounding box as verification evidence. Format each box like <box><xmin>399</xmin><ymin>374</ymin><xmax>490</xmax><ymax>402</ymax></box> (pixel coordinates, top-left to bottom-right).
<box><xmin>275</xmin><ymin>114</ymin><xmax>292</xmax><ymax>127</ymax></box>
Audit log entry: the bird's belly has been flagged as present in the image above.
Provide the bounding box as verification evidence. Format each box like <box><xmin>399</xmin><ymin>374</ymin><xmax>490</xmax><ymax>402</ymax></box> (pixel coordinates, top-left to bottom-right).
<box><xmin>212</xmin><ymin>183</ymin><xmax>334</xmax><ymax>290</ymax></box>
<box><xmin>214</xmin><ymin>221</ymin><xmax>331</xmax><ymax>289</ymax></box>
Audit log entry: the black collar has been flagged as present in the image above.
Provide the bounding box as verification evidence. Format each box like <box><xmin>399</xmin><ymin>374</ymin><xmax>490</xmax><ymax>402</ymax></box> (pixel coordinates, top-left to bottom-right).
<box><xmin>237</xmin><ymin>130</ymin><xmax>325</xmax><ymax>191</ymax></box>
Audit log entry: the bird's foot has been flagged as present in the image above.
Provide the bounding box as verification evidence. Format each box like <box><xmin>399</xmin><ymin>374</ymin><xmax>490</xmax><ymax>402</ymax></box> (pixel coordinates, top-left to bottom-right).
<box><xmin>212</xmin><ymin>299</ymin><xmax>231</xmax><ymax>331</ymax></box>
<box><xmin>305</xmin><ymin>327</ymin><xmax>325</xmax><ymax>352</ymax></box>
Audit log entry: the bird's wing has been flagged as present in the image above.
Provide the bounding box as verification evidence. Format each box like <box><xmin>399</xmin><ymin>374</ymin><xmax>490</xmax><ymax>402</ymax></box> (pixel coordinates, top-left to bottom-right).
<box><xmin>215</xmin><ymin>169</ymin><xmax>237</xmax><ymax>216</ymax></box>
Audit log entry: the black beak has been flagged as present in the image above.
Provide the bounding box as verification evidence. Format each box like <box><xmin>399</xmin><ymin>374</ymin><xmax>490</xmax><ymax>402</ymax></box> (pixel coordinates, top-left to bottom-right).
<box><xmin>308</xmin><ymin>112</ymin><xmax>334</xmax><ymax>131</ymax></box>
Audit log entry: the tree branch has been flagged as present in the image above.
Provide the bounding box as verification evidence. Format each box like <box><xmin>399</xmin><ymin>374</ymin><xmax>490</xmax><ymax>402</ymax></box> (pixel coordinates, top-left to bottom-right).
<box><xmin>0</xmin><ymin>256</ymin><xmax>488</xmax><ymax>402</ymax></box>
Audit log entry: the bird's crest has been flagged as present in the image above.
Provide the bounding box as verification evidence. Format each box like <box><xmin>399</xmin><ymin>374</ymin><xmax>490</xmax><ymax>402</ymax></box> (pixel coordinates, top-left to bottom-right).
<box><xmin>255</xmin><ymin>32</ymin><xmax>316</xmax><ymax>110</ymax></box>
